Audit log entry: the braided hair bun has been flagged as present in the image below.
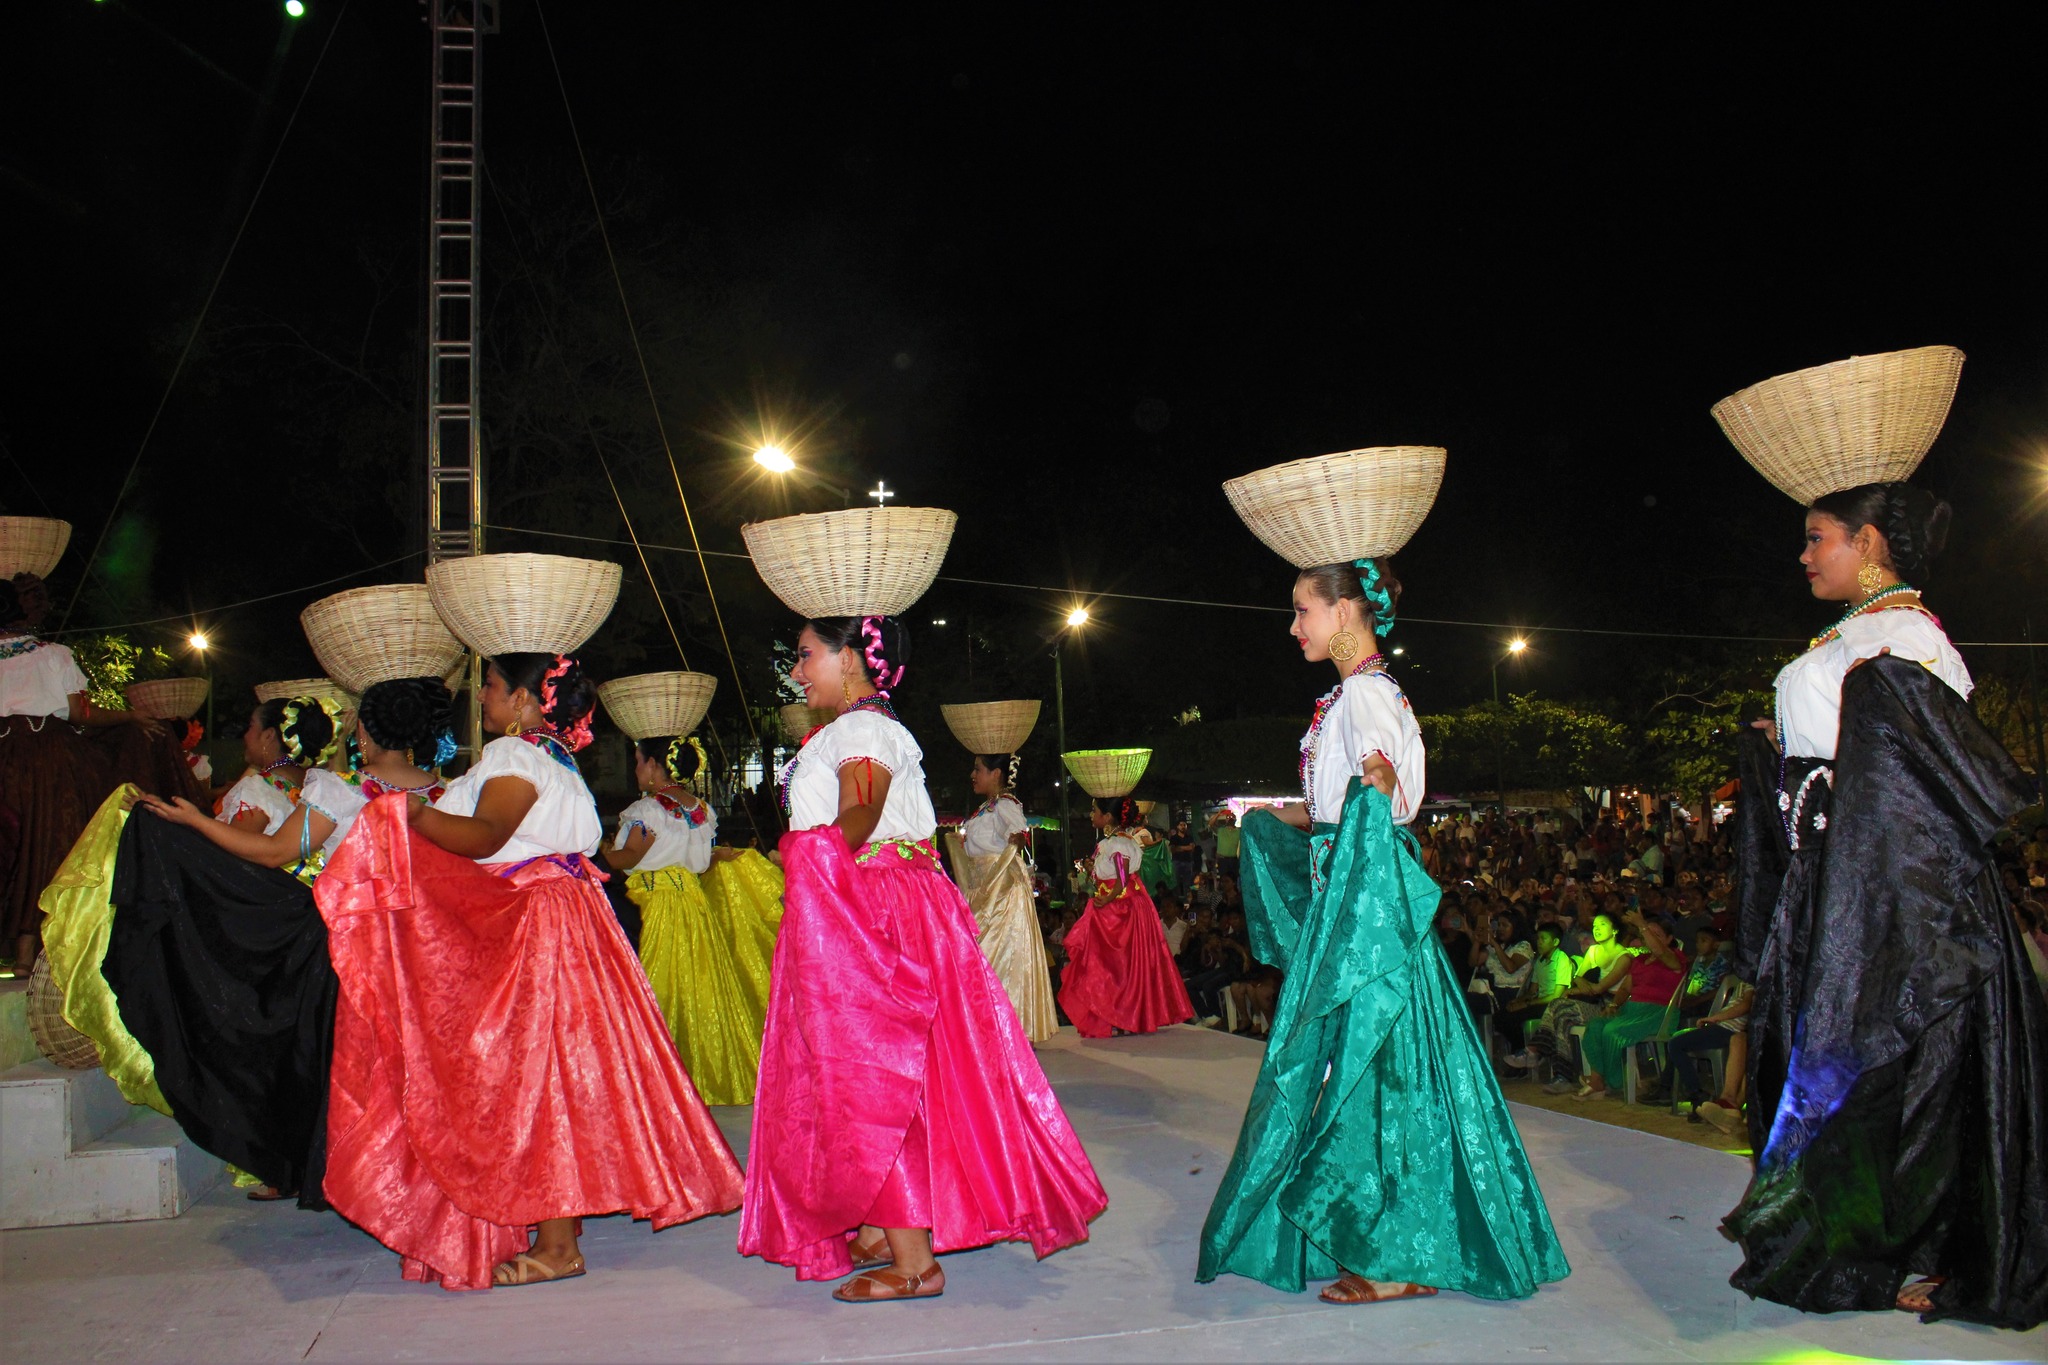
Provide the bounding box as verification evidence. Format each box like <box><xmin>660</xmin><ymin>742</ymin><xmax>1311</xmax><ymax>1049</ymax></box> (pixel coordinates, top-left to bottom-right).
<box><xmin>359</xmin><ymin>676</ymin><xmax>455</xmax><ymax>756</ymax></box>
<box><xmin>1096</xmin><ymin>794</ymin><xmax>1142</xmax><ymax>828</ymax></box>
<box><xmin>1810</xmin><ymin>481</ymin><xmax>1952</xmax><ymax>584</ymax></box>
<box><xmin>493</xmin><ymin>652</ymin><xmax>598</xmax><ymax>732</ymax></box>
<box><xmin>634</xmin><ymin>734</ymin><xmax>708</xmax><ymax>784</ymax></box>
<box><xmin>276</xmin><ymin>696</ymin><xmax>338</xmax><ymax>766</ymax></box>
<box><xmin>805</xmin><ymin>616</ymin><xmax>913</xmax><ymax>692</ymax></box>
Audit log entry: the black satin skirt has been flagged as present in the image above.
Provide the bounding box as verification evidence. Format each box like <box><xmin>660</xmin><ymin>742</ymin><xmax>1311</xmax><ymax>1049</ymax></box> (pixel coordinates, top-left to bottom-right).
<box><xmin>1725</xmin><ymin>661</ymin><xmax>2048</xmax><ymax>1328</ymax></box>
<box><xmin>101</xmin><ymin>813</ymin><xmax>336</xmax><ymax>1207</ymax></box>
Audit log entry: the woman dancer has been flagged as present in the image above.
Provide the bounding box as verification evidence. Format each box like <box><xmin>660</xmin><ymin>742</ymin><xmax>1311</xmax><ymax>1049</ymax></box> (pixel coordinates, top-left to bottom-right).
<box><xmin>317</xmin><ymin>647</ymin><xmax>743</xmax><ymax>1289</ymax></box>
<box><xmin>216</xmin><ymin>697</ymin><xmax>331</xmax><ymax>832</ymax></box>
<box><xmin>1201</xmin><ymin>447</ymin><xmax>1567</xmax><ymax>1304</ymax></box>
<box><xmin>1719</xmin><ymin>481</ymin><xmax>2048</xmax><ymax>1326</ymax></box>
<box><xmin>100</xmin><ymin>682</ymin><xmax>442</xmax><ymax>1202</ymax></box>
<box><xmin>605</xmin><ymin>733</ymin><xmax>782</xmax><ymax>1105</ymax></box>
<box><xmin>0</xmin><ymin>569</ymin><xmax>191</xmax><ymax>972</ymax></box>
<box><xmin>739</xmin><ymin>608</ymin><xmax>1104</xmax><ymax>1302</ymax></box>
<box><xmin>1057</xmin><ymin>794</ymin><xmax>1194</xmax><ymax>1038</ymax></box>
<box><xmin>957</xmin><ymin>752</ymin><xmax>1057</xmax><ymax>1043</ymax></box>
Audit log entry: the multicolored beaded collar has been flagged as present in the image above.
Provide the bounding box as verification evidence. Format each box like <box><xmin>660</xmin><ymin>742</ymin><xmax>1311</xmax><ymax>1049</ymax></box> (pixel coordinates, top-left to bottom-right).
<box><xmin>1804</xmin><ymin>586</ymin><xmax>1937</xmax><ymax>653</ymax></box>
<box><xmin>1299</xmin><ymin>654</ymin><xmax>1389</xmax><ymax>821</ymax></box>
<box><xmin>520</xmin><ymin>730</ymin><xmax>582</xmax><ymax>773</ymax></box>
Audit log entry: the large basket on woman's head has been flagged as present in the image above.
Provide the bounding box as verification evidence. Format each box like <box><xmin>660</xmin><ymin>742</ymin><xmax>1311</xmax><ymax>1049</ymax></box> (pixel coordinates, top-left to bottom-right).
<box><xmin>425</xmin><ymin>553</ymin><xmax>622</xmax><ymax>656</ymax></box>
<box><xmin>1061</xmin><ymin>748</ymin><xmax>1152</xmax><ymax>799</ymax></box>
<box><xmin>302</xmin><ymin>584</ymin><xmax>467</xmax><ymax>694</ymax></box>
<box><xmin>0</xmin><ymin>517</ymin><xmax>71</xmax><ymax>581</ymax></box>
<box><xmin>778</xmin><ymin>703</ymin><xmax>835</xmax><ymax>743</ymax></box>
<box><xmin>597</xmin><ymin>671</ymin><xmax>718</xmax><ymax>741</ymax></box>
<box><xmin>940</xmin><ymin>700</ymin><xmax>1041</xmax><ymax>754</ymax></box>
<box><xmin>1712</xmin><ymin>345</ymin><xmax>1964</xmax><ymax>505</ymax></box>
<box><xmin>253</xmin><ymin>678</ymin><xmax>358</xmax><ymax>713</ymax></box>
<box><xmin>123</xmin><ymin>677</ymin><xmax>209</xmax><ymax>719</ymax></box>
<box><xmin>27</xmin><ymin>957</ymin><xmax>100</xmax><ymax>1070</ymax></box>
<box><xmin>741</xmin><ymin>506</ymin><xmax>957</xmax><ymax>619</ymax></box>
<box><xmin>1223</xmin><ymin>446</ymin><xmax>1445</xmax><ymax>567</ymax></box>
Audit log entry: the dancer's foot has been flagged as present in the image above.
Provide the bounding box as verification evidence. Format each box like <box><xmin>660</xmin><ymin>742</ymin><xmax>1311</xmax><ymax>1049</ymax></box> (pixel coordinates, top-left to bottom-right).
<box><xmin>832</xmin><ymin>1265</ymin><xmax>944</xmax><ymax>1303</ymax></box>
<box><xmin>492</xmin><ymin>1249</ymin><xmax>586</xmax><ymax>1287</ymax></box>
<box><xmin>245</xmin><ymin>1184</ymin><xmax>295</xmax><ymax>1202</ymax></box>
<box><xmin>1896</xmin><ymin>1276</ymin><xmax>1945</xmax><ymax>1314</ymax></box>
<box><xmin>849</xmin><ymin>1232</ymin><xmax>892</xmax><ymax>1270</ymax></box>
<box><xmin>1319</xmin><ymin>1273</ymin><xmax>1437</xmax><ymax>1305</ymax></box>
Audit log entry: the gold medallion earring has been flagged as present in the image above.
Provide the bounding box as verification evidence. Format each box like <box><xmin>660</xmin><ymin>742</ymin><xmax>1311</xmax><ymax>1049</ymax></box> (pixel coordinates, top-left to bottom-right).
<box><xmin>1856</xmin><ymin>559</ymin><xmax>1886</xmax><ymax>598</ymax></box>
<box><xmin>1328</xmin><ymin>628</ymin><xmax>1360</xmax><ymax>663</ymax></box>
<box><xmin>505</xmin><ymin>719</ymin><xmax>523</xmax><ymax>737</ymax></box>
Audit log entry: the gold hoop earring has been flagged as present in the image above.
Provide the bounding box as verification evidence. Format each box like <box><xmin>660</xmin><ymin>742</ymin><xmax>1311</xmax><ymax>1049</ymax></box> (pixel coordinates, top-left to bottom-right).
<box><xmin>1856</xmin><ymin>560</ymin><xmax>1886</xmax><ymax>598</ymax></box>
<box><xmin>1328</xmin><ymin>629</ymin><xmax>1360</xmax><ymax>663</ymax></box>
<box><xmin>505</xmin><ymin>720</ymin><xmax>523</xmax><ymax>737</ymax></box>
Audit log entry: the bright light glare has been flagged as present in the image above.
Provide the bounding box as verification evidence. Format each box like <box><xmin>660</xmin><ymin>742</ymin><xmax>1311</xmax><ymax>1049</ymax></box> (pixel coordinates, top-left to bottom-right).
<box><xmin>284</xmin><ymin>0</ymin><xmax>306</xmax><ymax>17</ymax></box>
<box><xmin>1391</xmin><ymin>646</ymin><xmax>1405</xmax><ymax>656</ymax></box>
<box><xmin>753</xmin><ymin>445</ymin><xmax>795</xmax><ymax>473</ymax></box>
<box><xmin>1065</xmin><ymin>607</ymin><xmax>1090</xmax><ymax>628</ymax></box>
<box><xmin>1508</xmin><ymin>638</ymin><xmax>1528</xmax><ymax>654</ymax></box>
<box><xmin>188</xmin><ymin>633</ymin><xmax>209</xmax><ymax>650</ymax></box>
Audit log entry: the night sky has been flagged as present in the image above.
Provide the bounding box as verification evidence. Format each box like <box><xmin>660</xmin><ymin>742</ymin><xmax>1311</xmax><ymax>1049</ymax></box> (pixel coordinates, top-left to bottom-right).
<box><xmin>7</xmin><ymin>3</ymin><xmax>2045</xmax><ymax>793</ymax></box>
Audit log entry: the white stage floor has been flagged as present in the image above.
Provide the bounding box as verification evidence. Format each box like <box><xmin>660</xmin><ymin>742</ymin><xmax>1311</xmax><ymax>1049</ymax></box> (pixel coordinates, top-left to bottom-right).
<box><xmin>3</xmin><ymin>1026</ymin><xmax>2038</xmax><ymax>1362</ymax></box>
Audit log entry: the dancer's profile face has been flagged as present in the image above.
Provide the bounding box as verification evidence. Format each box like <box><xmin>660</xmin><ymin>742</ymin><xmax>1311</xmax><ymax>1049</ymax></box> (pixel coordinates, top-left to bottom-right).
<box><xmin>1801</xmin><ymin>510</ymin><xmax>1884</xmax><ymax>603</ymax></box>
<box><xmin>970</xmin><ymin>757</ymin><xmax>1003</xmax><ymax>798</ymax></box>
<box><xmin>1090</xmin><ymin>805</ymin><xmax>1111</xmax><ymax>831</ymax></box>
<box><xmin>1289</xmin><ymin>576</ymin><xmax>1355</xmax><ymax>663</ymax></box>
<box><xmin>790</xmin><ymin>626</ymin><xmax>856</xmax><ymax>711</ymax></box>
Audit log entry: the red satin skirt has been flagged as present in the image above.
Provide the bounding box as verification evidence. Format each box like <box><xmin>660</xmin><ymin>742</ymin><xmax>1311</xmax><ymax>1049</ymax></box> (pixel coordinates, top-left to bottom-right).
<box><xmin>315</xmin><ymin>797</ymin><xmax>744</xmax><ymax>1290</ymax></box>
<box><xmin>1058</xmin><ymin>880</ymin><xmax>1195</xmax><ymax>1038</ymax></box>
<box><xmin>738</xmin><ymin>829</ymin><xmax>1106</xmax><ymax>1280</ymax></box>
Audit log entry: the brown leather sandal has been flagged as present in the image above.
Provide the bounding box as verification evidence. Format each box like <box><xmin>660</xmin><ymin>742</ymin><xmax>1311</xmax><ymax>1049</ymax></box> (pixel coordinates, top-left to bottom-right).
<box><xmin>492</xmin><ymin>1251</ymin><xmax>587</xmax><ymax>1287</ymax></box>
<box><xmin>832</xmin><ymin>1265</ymin><xmax>945</xmax><ymax>1303</ymax></box>
<box><xmin>1895</xmin><ymin>1276</ymin><xmax>1945</xmax><ymax>1314</ymax></box>
<box><xmin>1319</xmin><ymin>1274</ymin><xmax>1438</xmax><ymax>1305</ymax></box>
<box><xmin>849</xmin><ymin>1236</ymin><xmax>892</xmax><ymax>1270</ymax></box>
<box><xmin>245</xmin><ymin>1184</ymin><xmax>295</xmax><ymax>1202</ymax></box>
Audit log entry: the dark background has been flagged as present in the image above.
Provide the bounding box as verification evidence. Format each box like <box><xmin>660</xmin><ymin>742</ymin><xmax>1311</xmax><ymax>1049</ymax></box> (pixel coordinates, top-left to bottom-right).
<box><xmin>6</xmin><ymin>2</ymin><xmax>2045</xmax><ymax>809</ymax></box>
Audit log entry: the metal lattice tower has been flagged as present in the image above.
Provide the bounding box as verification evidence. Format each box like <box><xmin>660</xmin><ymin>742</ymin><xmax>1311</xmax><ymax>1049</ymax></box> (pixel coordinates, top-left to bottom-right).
<box><xmin>423</xmin><ymin>0</ymin><xmax>496</xmax><ymax>564</ymax></box>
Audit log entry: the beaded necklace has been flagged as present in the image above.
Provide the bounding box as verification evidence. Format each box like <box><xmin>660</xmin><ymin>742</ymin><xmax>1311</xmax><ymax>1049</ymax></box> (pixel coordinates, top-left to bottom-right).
<box><xmin>258</xmin><ymin>756</ymin><xmax>300</xmax><ymax>795</ymax></box>
<box><xmin>520</xmin><ymin>730</ymin><xmax>582</xmax><ymax>773</ymax></box>
<box><xmin>1299</xmin><ymin>654</ymin><xmax>1389</xmax><ymax>821</ymax></box>
<box><xmin>356</xmin><ymin>770</ymin><xmax>445</xmax><ymax>799</ymax></box>
<box><xmin>651</xmin><ymin>783</ymin><xmax>710</xmax><ymax>826</ymax></box>
<box><xmin>1803</xmin><ymin>584</ymin><xmax>1932</xmax><ymax>652</ymax></box>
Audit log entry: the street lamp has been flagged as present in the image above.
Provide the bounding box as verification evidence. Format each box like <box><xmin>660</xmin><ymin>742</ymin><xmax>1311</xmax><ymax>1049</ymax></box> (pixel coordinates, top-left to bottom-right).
<box><xmin>1491</xmin><ymin>637</ymin><xmax>1528</xmax><ymax>816</ymax></box>
<box><xmin>752</xmin><ymin>445</ymin><xmax>852</xmax><ymax>505</ymax></box>
<box><xmin>188</xmin><ymin>632</ymin><xmax>213</xmax><ymax>761</ymax></box>
<box><xmin>1053</xmin><ymin>605</ymin><xmax>1091</xmax><ymax>892</ymax></box>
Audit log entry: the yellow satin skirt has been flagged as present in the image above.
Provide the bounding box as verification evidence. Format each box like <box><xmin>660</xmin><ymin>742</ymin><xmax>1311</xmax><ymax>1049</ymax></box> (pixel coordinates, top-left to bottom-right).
<box><xmin>629</xmin><ymin>851</ymin><xmax>784</xmax><ymax>1106</ymax></box>
<box><xmin>949</xmin><ymin>840</ymin><xmax>1058</xmax><ymax>1043</ymax></box>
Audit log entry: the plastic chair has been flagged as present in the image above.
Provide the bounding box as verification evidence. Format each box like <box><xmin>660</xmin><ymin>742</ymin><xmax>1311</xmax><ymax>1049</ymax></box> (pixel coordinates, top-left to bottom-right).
<box><xmin>1663</xmin><ymin>977</ymin><xmax>1741</xmax><ymax>1114</ymax></box>
<box><xmin>1622</xmin><ymin>991</ymin><xmax>1685</xmax><ymax>1106</ymax></box>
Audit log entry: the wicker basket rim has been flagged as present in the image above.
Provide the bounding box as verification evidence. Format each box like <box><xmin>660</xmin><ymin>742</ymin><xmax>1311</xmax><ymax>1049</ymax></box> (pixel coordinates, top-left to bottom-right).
<box><xmin>595</xmin><ymin>671</ymin><xmax>719</xmax><ymax>741</ymax></box>
<box><xmin>424</xmin><ymin>553</ymin><xmax>622</xmax><ymax>655</ymax></box>
<box><xmin>740</xmin><ymin>506</ymin><xmax>957</xmax><ymax>618</ymax></box>
<box><xmin>301</xmin><ymin>583</ymin><xmax>467</xmax><ymax>694</ymax></box>
<box><xmin>0</xmin><ymin>516</ymin><xmax>73</xmax><ymax>580</ymax></box>
<box><xmin>1222</xmin><ymin>446</ymin><xmax>1446</xmax><ymax>566</ymax></box>
<box><xmin>939</xmin><ymin>699</ymin><xmax>1041</xmax><ymax>753</ymax></box>
<box><xmin>123</xmin><ymin>677</ymin><xmax>211</xmax><ymax>719</ymax></box>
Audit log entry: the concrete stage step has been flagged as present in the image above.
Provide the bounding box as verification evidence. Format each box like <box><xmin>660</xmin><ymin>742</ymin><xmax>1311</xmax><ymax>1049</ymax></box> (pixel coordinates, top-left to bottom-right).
<box><xmin>0</xmin><ymin>1059</ymin><xmax>224</xmax><ymax>1229</ymax></box>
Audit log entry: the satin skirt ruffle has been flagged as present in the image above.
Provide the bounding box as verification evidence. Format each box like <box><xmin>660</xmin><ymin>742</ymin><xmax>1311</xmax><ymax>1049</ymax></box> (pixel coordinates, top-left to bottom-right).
<box><xmin>951</xmin><ymin>841</ymin><xmax>1058</xmax><ymax>1043</ymax></box>
<box><xmin>36</xmin><ymin>786</ymin><xmax>168</xmax><ymax>1112</ymax></box>
<box><xmin>628</xmin><ymin>854</ymin><xmax>783</xmax><ymax>1106</ymax></box>
<box><xmin>316</xmin><ymin>797</ymin><xmax>744</xmax><ymax>1291</ymax></box>
<box><xmin>1057</xmin><ymin>879</ymin><xmax>1193</xmax><ymax>1038</ymax></box>
<box><xmin>102</xmin><ymin>806</ymin><xmax>338</xmax><ymax>1204</ymax></box>
<box><xmin>739</xmin><ymin>828</ymin><xmax>1106</xmax><ymax>1281</ymax></box>
<box><xmin>1198</xmin><ymin>787</ymin><xmax>1569</xmax><ymax>1299</ymax></box>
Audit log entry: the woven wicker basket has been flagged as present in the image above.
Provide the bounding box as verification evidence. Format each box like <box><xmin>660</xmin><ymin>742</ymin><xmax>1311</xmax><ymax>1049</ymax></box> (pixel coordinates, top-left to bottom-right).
<box><xmin>1223</xmin><ymin>447</ymin><xmax>1446</xmax><ymax>566</ymax></box>
<box><xmin>940</xmin><ymin>700</ymin><xmax>1041</xmax><ymax>754</ymax></box>
<box><xmin>27</xmin><ymin>956</ymin><xmax>101</xmax><ymax>1070</ymax></box>
<box><xmin>778</xmin><ymin>703</ymin><xmax>835</xmax><ymax>743</ymax></box>
<box><xmin>597</xmin><ymin>671</ymin><xmax>719</xmax><ymax>741</ymax></box>
<box><xmin>1136</xmin><ymin>800</ymin><xmax>1157</xmax><ymax>819</ymax></box>
<box><xmin>302</xmin><ymin>584</ymin><xmax>467</xmax><ymax>694</ymax></box>
<box><xmin>1061</xmin><ymin>748</ymin><xmax>1152</xmax><ymax>799</ymax></box>
<box><xmin>123</xmin><ymin>677</ymin><xmax>210</xmax><ymax>719</ymax></box>
<box><xmin>741</xmin><ymin>507</ymin><xmax>957</xmax><ymax>618</ymax></box>
<box><xmin>1711</xmin><ymin>345</ymin><xmax>1964</xmax><ymax>504</ymax></box>
<box><xmin>425</xmin><ymin>553</ymin><xmax>622</xmax><ymax>656</ymax></box>
<box><xmin>252</xmin><ymin>678</ymin><xmax>358</xmax><ymax>713</ymax></box>
<box><xmin>0</xmin><ymin>517</ymin><xmax>71</xmax><ymax>580</ymax></box>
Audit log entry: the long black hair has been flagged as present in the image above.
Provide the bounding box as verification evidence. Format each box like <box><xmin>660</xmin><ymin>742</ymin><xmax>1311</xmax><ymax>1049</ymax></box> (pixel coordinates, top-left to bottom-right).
<box><xmin>1809</xmin><ymin>481</ymin><xmax>1952</xmax><ymax>584</ymax></box>
<box><xmin>491</xmin><ymin>652</ymin><xmax>597</xmax><ymax>732</ymax></box>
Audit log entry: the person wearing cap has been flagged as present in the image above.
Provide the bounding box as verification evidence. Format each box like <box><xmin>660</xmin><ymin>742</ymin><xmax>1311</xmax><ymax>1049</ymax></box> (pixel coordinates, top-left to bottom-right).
<box><xmin>736</xmin><ymin>511</ymin><xmax>1105</xmax><ymax>1305</ymax></box>
<box><xmin>1714</xmin><ymin>349</ymin><xmax>2048</xmax><ymax>1328</ymax></box>
<box><xmin>1199</xmin><ymin>448</ymin><xmax>1567</xmax><ymax>1307</ymax></box>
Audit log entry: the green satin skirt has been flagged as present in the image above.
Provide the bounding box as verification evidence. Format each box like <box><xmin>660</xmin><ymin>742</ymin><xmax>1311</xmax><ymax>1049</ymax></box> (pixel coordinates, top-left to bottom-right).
<box><xmin>1197</xmin><ymin>781</ymin><xmax>1569</xmax><ymax>1298</ymax></box>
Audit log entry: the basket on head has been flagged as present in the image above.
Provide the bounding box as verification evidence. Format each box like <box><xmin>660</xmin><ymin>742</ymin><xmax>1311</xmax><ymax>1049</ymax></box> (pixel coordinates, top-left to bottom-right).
<box><xmin>597</xmin><ymin>672</ymin><xmax>718</xmax><ymax>741</ymax></box>
<box><xmin>1136</xmin><ymin>800</ymin><xmax>1156</xmax><ymax>819</ymax></box>
<box><xmin>1711</xmin><ymin>345</ymin><xmax>1965</xmax><ymax>504</ymax></box>
<box><xmin>741</xmin><ymin>506</ymin><xmax>957</xmax><ymax>618</ymax></box>
<box><xmin>302</xmin><ymin>584</ymin><xmax>467</xmax><ymax>694</ymax></box>
<box><xmin>425</xmin><ymin>553</ymin><xmax>622</xmax><ymax>656</ymax></box>
<box><xmin>123</xmin><ymin>677</ymin><xmax>210</xmax><ymax>719</ymax></box>
<box><xmin>1223</xmin><ymin>447</ymin><xmax>1446</xmax><ymax>567</ymax></box>
<box><xmin>27</xmin><ymin>956</ymin><xmax>101</xmax><ymax>1070</ymax></box>
<box><xmin>778</xmin><ymin>703</ymin><xmax>835</xmax><ymax>743</ymax></box>
<box><xmin>0</xmin><ymin>517</ymin><xmax>71</xmax><ymax>580</ymax></box>
<box><xmin>1061</xmin><ymin>748</ymin><xmax>1152</xmax><ymax>799</ymax></box>
<box><xmin>253</xmin><ymin>678</ymin><xmax>358</xmax><ymax>713</ymax></box>
<box><xmin>940</xmin><ymin>700</ymin><xmax>1041</xmax><ymax>754</ymax></box>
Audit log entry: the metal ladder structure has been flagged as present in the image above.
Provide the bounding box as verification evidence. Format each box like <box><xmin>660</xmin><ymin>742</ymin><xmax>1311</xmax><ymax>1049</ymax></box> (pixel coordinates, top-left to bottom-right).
<box><xmin>422</xmin><ymin>0</ymin><xmax>498</xmax><ymax>755</ymax></box>
<box><xmin>423</xmin><ymin>0</ymin><xmax>496</xmax><ymax>565</ymax></box>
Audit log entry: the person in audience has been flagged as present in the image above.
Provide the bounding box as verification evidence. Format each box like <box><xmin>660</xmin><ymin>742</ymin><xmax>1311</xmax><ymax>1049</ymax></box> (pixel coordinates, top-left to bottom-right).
<box><xmin>1503</xmin><ymin>910</ymin><xmax>1635</xmax><ymax>1092</ymax></box>
<box><xmin>1497</xmin><ymin>921</ymin><xmax>1576</xmax><ymax>1058</ymax></box>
